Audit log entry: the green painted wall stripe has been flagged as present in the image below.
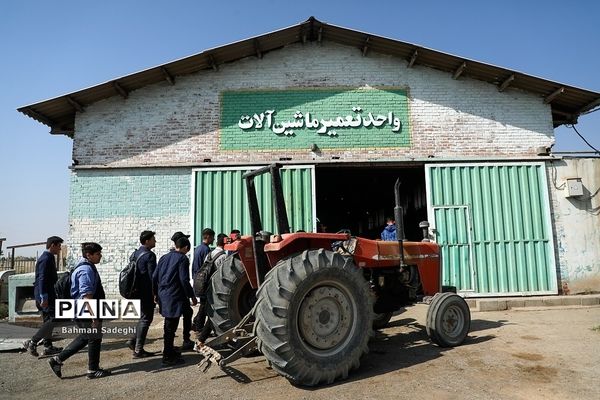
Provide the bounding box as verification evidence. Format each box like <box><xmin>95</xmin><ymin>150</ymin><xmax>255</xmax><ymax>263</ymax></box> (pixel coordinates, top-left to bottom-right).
<box><xmin>70</xmin><ymin>169</ymin><xmax>191</xmax><ymax>219</ymax></box>
<box><xmin>194</xmin><ymin>167</ymin><xmax>314</xmax><ymax>244</ymax></box>
<box><xmin>428</xmin><ymin>164</ymin><xmax>556</xmax><ymax>294</ymax></box>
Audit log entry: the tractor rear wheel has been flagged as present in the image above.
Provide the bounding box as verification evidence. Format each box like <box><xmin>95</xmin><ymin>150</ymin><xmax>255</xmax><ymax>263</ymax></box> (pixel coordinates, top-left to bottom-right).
<box><xmin>207</xmin><ymin>254</ymin><xmax>257</xmax><ymax>335</ymax></box>
<box><xmin>254</xmin><ymin>249</ymin><xmax>373</xmax><ymax>386</ymax></box>
<box><xmin>426</xmin><ymin>292</ymin><xmax>470</xmax><ymax>347</ymax></box>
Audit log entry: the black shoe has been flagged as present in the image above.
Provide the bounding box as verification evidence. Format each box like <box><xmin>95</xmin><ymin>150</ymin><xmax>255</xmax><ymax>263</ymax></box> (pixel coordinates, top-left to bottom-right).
<box><xmin>87</xmin><ymin>369</ymin><xmax>111</xmax><ymax>379</ymax></box>
<box><xmin>133</xmin><ymin>349</ymin><xmax>157</xmax><ymax>359</ymax></box>
<box><xmin>23</xmin><ymin>339</ymin><xmax>39</xmax><ymax>357</ymax></box>
<box><xmin>180</xmin><ymin>339</ymin><xmax>194</xmax><ymax>351</ymax></box>
<box><xmin>41</xmin><ymin>345</ymin><xmax>63</xmax><ymax>357</ymax></box>
<box><xmin>48</xmin><ymin>357</ymin><xmax>63</xmax><ymax>378</ymax></box>
<box><xmin>126</xmin><ymin>339</ymin><xmax>136</xmax><ymax>351</ymax></box>
<box><xmin>161</xmin><ymin>357</ymin><xmax>185</xmax><ymax>367</ymax></box>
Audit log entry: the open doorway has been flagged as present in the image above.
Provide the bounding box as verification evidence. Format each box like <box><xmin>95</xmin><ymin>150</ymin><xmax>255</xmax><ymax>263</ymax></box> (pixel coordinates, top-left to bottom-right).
<box><xmin>315</xmin><ymin>164</ymin><xmax>427</xmax><ymax>241</ymax></box>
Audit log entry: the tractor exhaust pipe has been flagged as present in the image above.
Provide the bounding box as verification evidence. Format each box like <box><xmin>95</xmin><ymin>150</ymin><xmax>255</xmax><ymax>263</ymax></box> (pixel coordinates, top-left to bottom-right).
<box><xmin>394</xmin><ymin>179</ymin><xmax>406</xmax><ymax>267</ymax></box>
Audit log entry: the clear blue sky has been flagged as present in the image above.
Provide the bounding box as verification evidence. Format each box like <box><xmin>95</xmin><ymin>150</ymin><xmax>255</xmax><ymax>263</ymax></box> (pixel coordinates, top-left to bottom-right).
<box><xmin>1</xmin><ymin>0</ymin><xmax>599</xmax><ymax>255</ymax></box>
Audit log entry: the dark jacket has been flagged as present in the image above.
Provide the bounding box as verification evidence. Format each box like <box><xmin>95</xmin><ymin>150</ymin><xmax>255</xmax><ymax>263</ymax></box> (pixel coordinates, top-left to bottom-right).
<box><xmin>381</xmin><ymin>224</ymin><xmax>397</xmax><ymax>241</ymax></box>
<box><xmin>132</xmin><ymin>246</ymin><xmax>157</xmax><ymax>304</ymax></box>
<box><xmin>192</xmin><ymin>243</ymin><xmax>211</xmax><ymax>277</ymax></box>
<box><xmin>33</xmin><ymin>251</ymin><xmax>58</xmax><ymax>305</ymax></box>
<box><xmin>153</xmin><ymin>250</ymin><xmax>194</xmax><ymax>318</ymax></box>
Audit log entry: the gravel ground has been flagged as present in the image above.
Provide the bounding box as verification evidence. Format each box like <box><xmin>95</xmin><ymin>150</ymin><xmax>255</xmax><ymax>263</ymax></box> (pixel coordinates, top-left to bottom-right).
<box><xmin>2</xmin><ymin>304</ymin><xmax>599</xmax><ymax>400</ymax></box>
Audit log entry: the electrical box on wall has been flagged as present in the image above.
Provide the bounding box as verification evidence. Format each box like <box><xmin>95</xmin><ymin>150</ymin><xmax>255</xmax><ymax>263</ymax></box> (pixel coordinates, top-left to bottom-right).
<box><xmin>566</xmin><ymin>178</ymin><xmax>584</xmax><ymax>197</ymax></box>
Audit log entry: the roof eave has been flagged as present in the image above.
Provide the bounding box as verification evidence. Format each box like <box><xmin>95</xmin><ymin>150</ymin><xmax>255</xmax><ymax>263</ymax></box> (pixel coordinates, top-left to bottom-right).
<box><xmin>17</xmin><ymin>16</ymin><xmax>600</xmax><ymax>135</ymax></box>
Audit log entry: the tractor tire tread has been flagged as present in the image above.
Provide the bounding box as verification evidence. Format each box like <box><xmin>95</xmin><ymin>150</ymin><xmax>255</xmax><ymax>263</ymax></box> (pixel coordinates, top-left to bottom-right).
<box><xmin>426</xmin><ymin>292</ymin><xmax>470</xmax><ymax>347</ymax></box>
<box><xmin>254</xmin><ymin>248</ymin><xmax>373</xmax><ymax>386</ymax></box>
<box><xmin>207</xmin><ymin>254</ymin><xmax>255</xmax><ymax>335</ymax></box>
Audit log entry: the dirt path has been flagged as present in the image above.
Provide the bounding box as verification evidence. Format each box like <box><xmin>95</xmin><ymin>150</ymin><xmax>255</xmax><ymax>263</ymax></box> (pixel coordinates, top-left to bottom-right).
<box><xmin>2</xmin><ymin>305</ymin><xmax>599</xmax><ymax>400</ymax></box>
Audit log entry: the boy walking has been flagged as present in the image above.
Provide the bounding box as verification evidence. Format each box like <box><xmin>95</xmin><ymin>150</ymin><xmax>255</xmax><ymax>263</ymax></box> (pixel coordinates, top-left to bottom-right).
<box><xmin>153</xmin><ymin>237</ymin><xmax>197</xmax><ymax>366</ymax></box>
<box><xmin>48</xmin><ymin>242</ymin><xmax>110</xmax><ymax>379</ymax></box>
<box><xmin>125</xmin><ymin>230</ymin><xmax>158</xmax><ymax>358</ymax></box>
<box><xmin>24</xmin><ymin>236</ymin><xmax>64</xmax><ymax>357</ymax></box>
<box><xmin>167</xmin><ymin>231</ymin><xmax>194</xmax><ymax>351</ymax></box>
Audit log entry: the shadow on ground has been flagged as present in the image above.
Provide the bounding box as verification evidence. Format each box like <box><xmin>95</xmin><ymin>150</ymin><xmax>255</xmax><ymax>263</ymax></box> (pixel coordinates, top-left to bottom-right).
<box><xmin>212</xmin><ymin>316</ymin><xmax>503</xmax><ymax>388</ymax></box>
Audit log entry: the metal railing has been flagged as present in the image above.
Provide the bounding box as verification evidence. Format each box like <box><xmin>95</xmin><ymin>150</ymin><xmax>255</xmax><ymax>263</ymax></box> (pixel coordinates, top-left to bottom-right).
<box><xmin>0</xmin><ymin>241</ymin><xmax>67</xmax><ymax>274</ymax></box>
<box><xmin>0</xmin><ymin>258</ymin><xmax>38</xmax><ymax>274</ymax></box>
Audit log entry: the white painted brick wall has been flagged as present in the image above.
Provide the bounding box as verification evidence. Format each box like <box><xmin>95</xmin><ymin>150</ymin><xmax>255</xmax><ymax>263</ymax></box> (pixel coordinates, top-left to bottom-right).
<box><xmin>73</xmin><ymin>42</ymin><xmax>554</xmax><ymax>167</ymax></box>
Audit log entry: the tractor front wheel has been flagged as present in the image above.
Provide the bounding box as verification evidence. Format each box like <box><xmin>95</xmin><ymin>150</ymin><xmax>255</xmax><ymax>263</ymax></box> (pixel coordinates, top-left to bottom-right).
<box><xmin>426</xmin><ymin>292</ymin><xmax>470</xmax><ymax>347</ymax></box>
<box><xmin>254</xmin><ymin>249</ymin><xmax>373</xmax><ymax>386</ymax></box>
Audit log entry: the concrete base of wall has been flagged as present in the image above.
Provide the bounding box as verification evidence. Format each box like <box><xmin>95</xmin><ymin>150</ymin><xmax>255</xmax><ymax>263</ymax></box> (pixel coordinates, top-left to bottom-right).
<box><xmin>8</xmin><ymin>273</ymin><xmax>36</xmax><ymax>323</ymax></box>
<box><xmin>468</xmin><ymin>294</ymin><xmax>600</xmax><ymax>312</ymax></box>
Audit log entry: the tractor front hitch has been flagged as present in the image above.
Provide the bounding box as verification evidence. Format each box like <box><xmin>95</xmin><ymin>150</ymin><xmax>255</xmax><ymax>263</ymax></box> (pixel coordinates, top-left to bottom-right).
<box><xmin>195</xmin><ymin>309</ymin><xmax>258</xmax><ymax>373</ymax></box>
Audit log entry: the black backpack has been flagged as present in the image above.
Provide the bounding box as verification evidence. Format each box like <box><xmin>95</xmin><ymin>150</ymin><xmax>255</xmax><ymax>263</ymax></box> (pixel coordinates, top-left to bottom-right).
<box><xmin>54</xmin><ymin>263</ymin><xmax>87</xmax><ymax>299</ymax></box>
<box><xmin>55</xmin><ymin>269</ymin><xmax>74</xmax><ymax>300</ymax></box>
<box><xmin>193</xmin><ymin>251</ymin><xmax>226</xmax><ymax>297</ymax></box>
<box><xmin>119</xmin><ymin>251</ymin><xmax>148</xmax><ymax>299</ymax></box>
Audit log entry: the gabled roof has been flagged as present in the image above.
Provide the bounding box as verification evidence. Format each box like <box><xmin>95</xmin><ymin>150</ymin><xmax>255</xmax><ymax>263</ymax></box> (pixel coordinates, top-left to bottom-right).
<box><xmin>18</xmin><ymin>16</ymin><xmax>600</xmax><ymax>136</ymax></box>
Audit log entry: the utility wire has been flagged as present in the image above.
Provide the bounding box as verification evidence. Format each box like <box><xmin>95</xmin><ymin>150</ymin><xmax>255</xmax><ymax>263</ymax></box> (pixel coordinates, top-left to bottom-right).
<box><xmin>581</xmin><ymin>106</ymin><xmax>599</xmax><ymax>115</ymax></box>
<box><xmin>567</xmin><ymin>124</ymin><xmax>600</xmax><ymax>154</ymax></box>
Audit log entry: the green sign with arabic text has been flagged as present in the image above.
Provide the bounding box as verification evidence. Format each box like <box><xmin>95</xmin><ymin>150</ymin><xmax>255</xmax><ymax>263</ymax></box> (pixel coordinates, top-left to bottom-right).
<box><xmin>219</xmin><ymin>88</ymin><xmax>411</xmax><ymax>150</ymax></box>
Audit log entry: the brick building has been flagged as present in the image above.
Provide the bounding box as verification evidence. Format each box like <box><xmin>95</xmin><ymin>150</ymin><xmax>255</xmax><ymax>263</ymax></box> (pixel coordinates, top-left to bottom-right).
<box><xmin>19</xmin><ymin>18</ymin><xmax>600</xmax><ymax>296</ymax></box>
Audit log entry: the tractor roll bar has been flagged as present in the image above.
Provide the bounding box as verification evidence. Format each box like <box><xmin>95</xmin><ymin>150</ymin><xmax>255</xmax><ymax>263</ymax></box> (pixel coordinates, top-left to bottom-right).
<box><xmin>243</xmin><ymin>164</ymin><xmax>291</xmax><ymax>236</ymax></box>
<box><xmin>242</xmin><ymin>164</ymin><xmax>273</xmax><ymax>179</ymax></box>
<box><xmin>242</xmin><ymin>163</ymin><xmax>291</xmax><ymax>285</ymax></box>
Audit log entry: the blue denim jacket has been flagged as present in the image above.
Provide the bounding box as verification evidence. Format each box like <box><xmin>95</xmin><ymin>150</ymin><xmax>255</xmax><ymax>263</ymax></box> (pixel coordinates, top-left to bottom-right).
<box><xmin>71</xmin><ymin>257</ymin><xmax>99</xmax><ymax>299</ymax></box>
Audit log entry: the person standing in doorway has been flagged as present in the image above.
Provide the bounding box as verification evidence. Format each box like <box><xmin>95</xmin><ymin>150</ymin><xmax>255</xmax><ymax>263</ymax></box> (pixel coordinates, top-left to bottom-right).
<box><xmin>153</xmin><ymin>237</ymin><xmax>197</xmax><ymax>366</ymax></box>
<box><xmin>24</xmin><ymin>236</ymin><xmax>64</xmax><ymax>357</ymax></box>
<box><xmin>381</xmin><ymin>217</ymin><xmax>397</xmax><ymax>241</ymax></box>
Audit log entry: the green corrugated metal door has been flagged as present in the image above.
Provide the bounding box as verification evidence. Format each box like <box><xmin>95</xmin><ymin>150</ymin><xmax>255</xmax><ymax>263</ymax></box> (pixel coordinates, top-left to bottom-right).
<box><xmin>193</xmin><ymin>166</ymin><xmax>315</xmax><ymax>243</ymax></box>
<box><xmin>433</xmin><ymin>205</ymin><xmax>476</xmax><ymax>292</ymax></box>
<box><xmin>426</xmin><ymin>163</ymin><xmax>557</xmax><ymax>296</ymax></box>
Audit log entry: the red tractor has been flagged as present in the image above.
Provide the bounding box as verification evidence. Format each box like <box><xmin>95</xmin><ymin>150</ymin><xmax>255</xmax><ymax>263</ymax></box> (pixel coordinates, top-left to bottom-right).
<box><xmin>199</xmin><ymin>163</ymin><xmax>470</xmax><ymax>386</ymax></box>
